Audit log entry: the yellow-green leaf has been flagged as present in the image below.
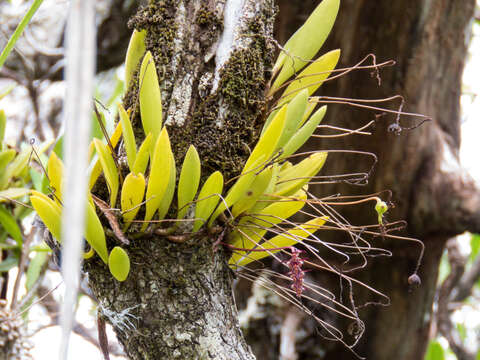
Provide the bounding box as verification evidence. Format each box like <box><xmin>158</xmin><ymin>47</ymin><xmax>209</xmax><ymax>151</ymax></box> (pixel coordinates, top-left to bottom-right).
<box><xmin>0</xmin><ymin>149</ymin><xmax>15</xmax><ymax>174</ymax></box>
<box><xmin>228</xmin><ymin>189</ymin><xmax>307</xmax><ymax>263</ymax></box>
<box><xmin>132</xmin><ymin>133</ymin><xmax>152</xmax><ymax>175</ymax></box>
<box><xmin>278</xmin><ymin>49</ymin><xmax>340</xmax><ymax>107</ymax></box>
<box><xmin>143</xmin><ymin>127</ymin><xmax>172</xmax><ymax>231</ymax></box>
<box><xmin>93</xmin><ymin>139</ymin><xmax>119</xmax><ymax>208</ymax></box>
<box><xmin>26</xmin><ymin>251</ymin><xmax>48</xmax><ymax>290</ymax></box>
<box><xmin>281</xmin><ymin>106</ymin><xmax>327</xmax><ymax>159</ymax></box>
<box><xmin>108</xmin><ymin>246</ymin><xmax>130</xmax><ymax>282</ymax></box>
<box><xmin>121</xmin><ymin>172</ymin><xmax>146</xmax><ymax>230</ymax></box>
<box><xmin>30</xmin><ymin>191</ymin><xmax>62</xmax><ymax>241</ymax></box>
<box><xmin>275</xmin><ymin>152</ymin><xmax>327</xmax><ymax>196</ymax></box>
<box><xmin>0</xmin><ymin>187</ymin><xmax>30</xmax><ymax>202</ymax></box>
<box><xmin>177</xmin><ymin>145</ymin><xmax>201</xmax><ymax>219</ymax></box>
<box><xmin>156</xmin><ymin>150</ymin><xmax>176</xmax><ymax>220</ymax></box>
<box><xmin>231</xmin><ymin>166</ymin><xmax>273</xmax><ymax>217</ymax></box>
<box><xmin>139</xmin><ymin>51</ymin><xmax>162</xmax><ymax>146</ymax></box>
<box><xmin>277</xmin><ymin>89</ymin><xmax>308</xmax><ymax>150</ymax></box>
<box><xmin>193</xmin><ymin>171</ymin><xmax>223</xmax><ymax>232</ymax></box>
<box><xmin>0</xmin><ymin>148</ymin><xmax>30</xmax><ymax>189</ymax></box>
<box><xmin>0</xmin><ymin>110</ymin><xmax>6</xmax><ymax>146</ymax></box>
<box><xmin>230</xmin><ymin>217</ymin><xmax>327</xmax><ymax>267</ymax></box>
<box><xmin>89</xmin><ymin>122</ymin><xmax>122</xmax><ymax>189</ymax></box>
<box><xmin>0</xmin><ymin>204</ymin><xmax>22</xmax><ymax>246</ymax></box>
<box><xmin>248</xmin><ymin>163</ymin><xmax>280</xmax><ymax>214</ymax></box>
<box><xmin>270</xmin><ymin>0</ymin><xmax>340</xmax><ymax>92</ymax></box>
<box><xmin>208</xmin><ymin>154</ymin><xmax>266</xmax><ymax>226</ymax></box>
<box><xmin>247</xmin><ymin>105</ymin><xmax>287</xmax><ymax>170</ymax></box>
<box><xmin>125</xmin><ymin>29</ymin><xmax>146</xmax><ymax>89</ymax></box>
<box><xmin>47</xmin><ymin>151</ymin><xmax>64</xmax><ymax>203</ymax></box>
<box><xmin>300</xmin><ymin>97</ymin><xmax>319</xmax><ymax>127</ymax></box>
<box><xmin>85</xmin><ymin>199</ymin><xmax>109</xmax><ymax>264</ymax></box>
<box><xmin>118</xmin><ymin>103</ymin><xmax>137</xmax><ymax>171</ymax></box>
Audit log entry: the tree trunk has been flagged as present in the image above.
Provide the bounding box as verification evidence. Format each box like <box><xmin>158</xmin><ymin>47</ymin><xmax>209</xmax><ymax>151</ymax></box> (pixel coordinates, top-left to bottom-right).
<box><xmin>86</xmin><ymin>237</ymin><xmax>254</xmax><ymax>359</ymax></box>
<box><xmin>84</xmin><ymin>0</ymin><xmax>275</xmax><ymax>359</ymax></box>
<box><xmin>240</xmin><ymin>1</ymin><xmax>477</xmax><ymax>359</ymax></box>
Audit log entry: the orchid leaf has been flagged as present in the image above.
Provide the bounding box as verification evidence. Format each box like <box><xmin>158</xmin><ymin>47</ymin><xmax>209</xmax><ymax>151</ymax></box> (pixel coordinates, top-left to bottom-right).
<box><xmin>177</xmin><ymin>145</ymin><xmax>201</xmax><ymax>219</ymax></box>
<box><xmin>85</xmin><ymin>198</ymin><xmax>108</xmax><ymax>264</ymax></box>
<box><xmin>93</xmin><ymin>138</ymin><xmax>119</xmax><ymax>208</ymax></box>
<box><xmin>108</xmin><ymin>246</ymin><xmax>130</xmax><ymax>282</ymax></box>
<box><xmin>278</xmin><ymin>49</ymin><xmax>341</xmax><ymax>106</ymax></box>
<box><xmin>231</xmin><ymin>217</ymin><xmax>327</xmax><ymax>267</ymax></box>
<box><xmin>270</xmin><ymin>0</ymin><xmax>340</xmax><ymax>92</ymax></box>
<box><xmin>121</xmin><ymin>172</ymin><xmax>146</xmax><ymax>230</ymax></box>
<box><xmin>47</xmin><ymin>151</ymin><xmax>64</xmax><ymax>203</ymax></box>
<box><xmin>139</xmin><ymin>51</ymin><xmax>162</xmax><ymax>147</ymax></box>
<box><xmin>0</xmin><ymin>204</ymin><xmax>22</xmax><ymax>246</ymax></box>
<box><xmin>118</xmin><ymin>103</ymin><xmax>137</xmax><ymax>171</ymax></box>
<box><xmin>30</xmin><ymin>191</ymin><xmax>62</xmax><ymax>241</ymax></box>
<box><xmin>125</xmin><ymin>29</ymin><xmax>146</xmax><ymax>89</ymax></box>
<box><xmin>143</xmin><ymin>127</ymin><xmax>172</xmax><ymax>231</ymax></box>
<box><xmin>193</xmin><ymin>171</ymin><xmax>223</xmax><ymax>232</ymax></box>
<box><xmin>281</xmin><ymin>106</ymin><xmax>327</xmax><ymax>159</ymax></box>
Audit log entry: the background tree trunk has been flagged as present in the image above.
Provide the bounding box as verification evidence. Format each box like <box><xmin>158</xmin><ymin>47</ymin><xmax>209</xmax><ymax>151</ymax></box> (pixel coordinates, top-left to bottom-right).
<box><xmin>242</xmin><ymin>1</ymin><xmax>477</xmax><ymax>359</ymax></box>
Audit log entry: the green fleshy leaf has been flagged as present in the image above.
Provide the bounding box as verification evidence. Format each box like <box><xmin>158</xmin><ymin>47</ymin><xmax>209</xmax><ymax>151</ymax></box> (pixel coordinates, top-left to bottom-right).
<box><xmin>281</xmin><ymin>105</ymin><xmax>327</xmax><ymax>159</ymax></box>
<box><xmin>132</xmin><ymin>133</ymin><xmax>152</xmax><ymax>175</ymax></box>
<box><xmin>193</xmin><ymin>171</ymin><xmax>223</xmax><ymax>232</ymax></box>
<box><xmin>0</xmin><ymin>110</ymin><xmax>6</xmax><ymax>145</ymax></box>
<box><xmin>270</xmin><ymin>0</ymin><xmax>340</xmax><ymax>92</ymax></box>
<box><xmin>30</xmin><ymin>191</ymin><xmax>62</xmax><ymax>241</ymax></box>
<box><xmin>278</xmin><ymin>49</ymin><xmax>340</xmax><ymax>107</ymax></box>
<box><xmin>0</xmin><ymin>188</ymin><xmax>30</xmax><ymax>203</ymax></box>
<box><xmin>424</xmin><ymin>341</ymin><xmax>445</xmax><ymax>360</ymax></box>
<box><xmin>230</xmin><ymin>217</ymin><xmax>327</xmax><ymax>267</ymax></box>
<box><xmin>0</xmin><ymin>149</ymin><xmax>16</xmax><ymax>176</ymax></box>
<box><xmin>0</xmin><ymin>148</ymin><xmax>30</xmax><ymax>189</ymax></box>
<box><xmin>249</xmin><ymin>105</ymin><xmax>287</xmax><ymax>170</ymax></box>
<box><xmin>177</xmin><ymin>145</ymin><xmax>201</xmax><ymax>219</ymax></box>
<box><xmin>85</xmin><ymin>199</ymin><xmax>108</xmax><ymax>264</ymax></box>
<box><xmin>118</xmin><ymin>103</ymin><xmax>137</xmax><ymax>171</ymax></box>
<box><xmin>0</xmin><ymin>256</ymin><xmax>18</xmax><ymax>272</ymax></box>
<box><xmin>26</xmin><ymin>251</ymin><xmax>48</xmax><ymax>290</ymax></box>
<box><xmin>231</xmin><ymin>166</ymin><xmax>273</xmax><ymax>217</ymax></box>
<box><xmin>274</xmin><ymin>152</ymin><xmax>327</xmax><ymax>197</ymax></box>
<box><xmin>156</xmin><ymin>150</ymin><xmax>176</xmax><ymax>220</ymax></box>
<box><xmin>228</xmin><ymin>189</ymin><xmax>307</xmax><ymax>253</ymax></box>
<box><xmin>0</xmin><ymin>204</ymin><xmax>22</xmax><ymax>246</ymax></box>
<box><xmin>121</xmin><ymin>172</ymin><xmax>146</xmax><ymax>230</ymax></box>
<box><xmin>139</xmin><ymin>51</ymin><xmax>162</xmax><ymax>147</ymax></box>
<box><xmin>277</xmin><ymin>89</ymin><xmax>308</xmax><ymax>150</ymax></box>
<box><xmin>125</xmin><ymin>29</ymin><xmax>146</xmax><ymax>89</ymax></box>
<box><xmin>108</xmin><ymin>246</ymin><xmax>130</xmax><ymax>282</ymax></box>
<box><xmin>93</xmin><ymin>139</ymin><xmax>119</xmax><ymax>208</ymax></box>
<box><xmin>143</xmin><ymin>127</ymin><xmax>172</xmax><ymax>230</ymax></box>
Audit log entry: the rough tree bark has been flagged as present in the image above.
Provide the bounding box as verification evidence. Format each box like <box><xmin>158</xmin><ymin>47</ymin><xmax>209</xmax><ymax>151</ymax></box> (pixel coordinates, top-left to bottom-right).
<box><xmin>240</xmin><ymin>1</ymin><xmax>477</xmax><ymax>359</ymax></box>
<box><xmin>84</xmin><ymin>1</ymin><xmax>275</xmax><ymax>359</ymax></box>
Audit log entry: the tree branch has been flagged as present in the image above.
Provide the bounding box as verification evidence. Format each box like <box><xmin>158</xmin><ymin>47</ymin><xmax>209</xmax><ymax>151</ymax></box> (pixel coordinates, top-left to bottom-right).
<box><xmin>437</xmin><ymin>239</ymin><xmax>475</xmax><ymax>360</ymax></box>
<box><xmin>36</xmin><ymin>285</ymin><xmax>124</xmax><ymax>357</ymax></box>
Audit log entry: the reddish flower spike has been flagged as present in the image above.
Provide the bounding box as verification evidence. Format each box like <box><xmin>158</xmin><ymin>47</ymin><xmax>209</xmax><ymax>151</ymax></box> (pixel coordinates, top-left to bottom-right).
<box><xmin>287</xmin><ymin>247</ymin><xmax>306</xmax><ymax>298</ymax></box>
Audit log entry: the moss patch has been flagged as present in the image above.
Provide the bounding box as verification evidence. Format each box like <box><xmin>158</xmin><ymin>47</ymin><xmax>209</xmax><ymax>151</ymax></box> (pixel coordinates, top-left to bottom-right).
<box><xmin>128</xmin><ymin>1</ymin><xmax>177</xmax><ymax>78</ymax></box>
<box><xmin>171</xmin><ymin>19</ymin><xmax>274</xmax><ymax>181</ymax></box>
